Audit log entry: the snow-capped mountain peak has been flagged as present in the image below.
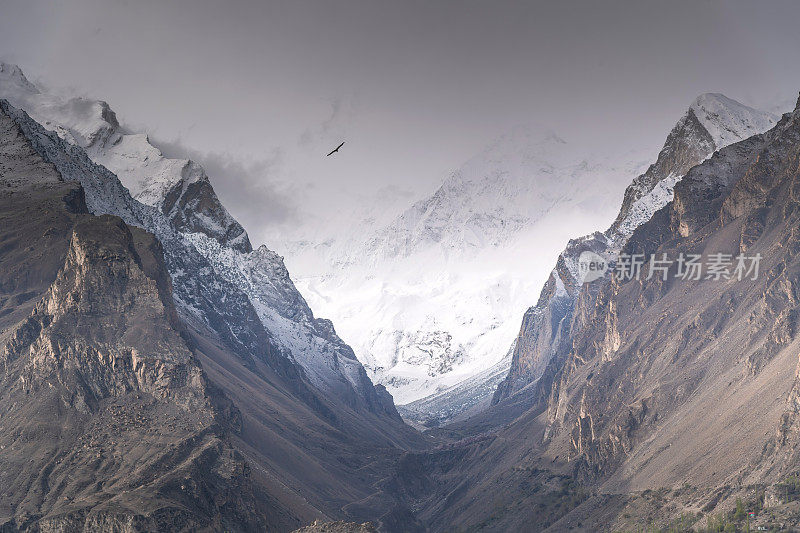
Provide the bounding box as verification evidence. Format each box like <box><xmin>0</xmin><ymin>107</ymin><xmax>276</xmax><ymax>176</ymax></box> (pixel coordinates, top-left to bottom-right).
<box><xmin>690</xmin><ymin>92</ymin><xmax>778</xmax><ymax>149</ymax></box>
<box><xmin>610</xmin><ymin>93</ymin><xmax>778</xmax><ymax>240</ymax></box>
<box><xmin>291</xmin><ymin>124</ymin><xmax>652</xmax><ymax>404</ymax></box>
<box><xmin>0</xmin><ymin>63</ymin><xmax>251</xmax><ymax>253</ymax></box>
<box><xmin>352</xmin><ymin>125</ymin><xmax>637</xmax><ymax>267</ymax></box>
<box><xmin>0</xmin><ymin>62</ymin><xmax>39</xmax><ymax>94</ymax></box>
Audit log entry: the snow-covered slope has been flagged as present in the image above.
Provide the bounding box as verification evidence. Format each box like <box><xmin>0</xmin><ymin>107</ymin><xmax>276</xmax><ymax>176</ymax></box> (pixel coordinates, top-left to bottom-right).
<box><xmin>397</xmin><ymin>347</ymin><xmax>514</xmax><ymax>428</ymax></box>
<box><xmin>289</xmin><ymin>125</ymin><xmax>653</xmax><ymax>405</ymax></box>
<box><xmin>359</xmin><ymin>126</ymin><xmax>642</xmax><ymax>259</ymax></box>
<box><xmin>0</xmin><ymin>64</ymin><xmax>396</xmax><ymax>417</ymax></box>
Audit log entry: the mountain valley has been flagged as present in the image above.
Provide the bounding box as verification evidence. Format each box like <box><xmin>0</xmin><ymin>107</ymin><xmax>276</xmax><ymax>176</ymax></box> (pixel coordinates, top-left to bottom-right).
<box><xmin>3</xmin><ymin>59</ymin><xmax>800</xmax><ymax>532</ymax></box>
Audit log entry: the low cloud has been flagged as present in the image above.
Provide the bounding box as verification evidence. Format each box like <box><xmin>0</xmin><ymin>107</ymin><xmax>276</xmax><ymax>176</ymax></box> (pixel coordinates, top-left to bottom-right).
<box><xmin>150</xmin><ymin>136</ymin><xmax>299</xmax><ymax>244</ymax></box>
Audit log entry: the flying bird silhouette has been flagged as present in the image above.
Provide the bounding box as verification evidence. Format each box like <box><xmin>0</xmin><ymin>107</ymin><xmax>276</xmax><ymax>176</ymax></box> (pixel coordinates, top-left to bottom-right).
<box><xmin>326</xmin><ymin>141</ymin><xmax>345</xmax><ymax>157</ymax></box>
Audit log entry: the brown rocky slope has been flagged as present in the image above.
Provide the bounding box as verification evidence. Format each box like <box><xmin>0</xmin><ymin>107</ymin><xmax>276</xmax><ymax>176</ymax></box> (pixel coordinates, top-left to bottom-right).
<box><xmin>0</xmin><ymin>108</ymin><xmax>266</xmax><ymax>530</ymax></box>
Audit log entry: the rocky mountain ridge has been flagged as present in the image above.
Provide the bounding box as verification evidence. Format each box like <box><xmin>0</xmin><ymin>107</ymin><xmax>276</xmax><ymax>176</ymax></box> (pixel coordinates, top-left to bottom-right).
<box><xmin>538</xmin><ymin>94</ymin><xmax>800</xmax><ymax>489</ymax></box>
<box><xmin>493</xmin><ymin>93</ymin><xmax>778</xmax><ymax>403</ymax></box>
<box><xmin>0</xmin><ymin>62</ymin><xmax>250</xmax><ymax>252</ymax></box>
<box><xmin>0</xmin><ymin>64</ymin><xmax>394</xmax><ymax>418</ymax></box>
<box><xmin>0</xmin><ymin>109</ymin><xmax>267</xmax><ymax>529</ymax></box>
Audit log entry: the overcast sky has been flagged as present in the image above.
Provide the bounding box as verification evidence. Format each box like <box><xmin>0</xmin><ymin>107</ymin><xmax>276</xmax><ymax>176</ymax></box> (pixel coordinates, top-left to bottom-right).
<box><xmin>2</xmin><ymin>0</ymin><xmax>800</xmax><ymax>246</ymax></box>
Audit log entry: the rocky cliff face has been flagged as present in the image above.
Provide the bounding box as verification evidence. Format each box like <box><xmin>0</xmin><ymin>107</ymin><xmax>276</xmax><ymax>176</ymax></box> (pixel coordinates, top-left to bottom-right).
<box><xmin>159</xmin><ymin>159</ymin><xmax>253</xmax><ymax>252</ymax></box>
<box><xmin>2</xmin><ymin>216</ymin><xmax>211</xmax><ymax>413</ymax></box>
<box><xmin>493</xmin><ymin>94</ymin><xmax>777</xmax><ymax>404</ymax></box>
<box><xmin>0</xmin><ymin>115</ymin><xmax>266</xmax><ymax>529</ymax></box>
<box><xmin>538</xmin><ymin>97</ymin><xmax>800</xmax><ymax>489</ymax></box>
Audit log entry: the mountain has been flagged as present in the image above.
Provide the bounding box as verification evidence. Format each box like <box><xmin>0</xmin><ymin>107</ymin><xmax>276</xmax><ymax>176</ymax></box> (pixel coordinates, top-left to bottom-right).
<box><xmin>0</xmin><ymin>63</ymin><xmax>394</xmax><ymax>418</ymax></box>
<box><xmin>0</xmin><ymin>64</ymin><xmax>249</xmax><ymax>253</ymax></box>
<box><xmin>0</xmin><ymin>103</ymin><xmax>267</xmax><ymax>530</ymax></box>
<box><xmin>493</xmin><ymin>93</ymin><xmax>778</xmax><ymax>403</ymax></box>
<box><xmin>0</xmin><ymin>69</ymin><xmax>430</xmax><ymax>531</ymax></box>
<box><xmin>612</xmin><ymin>92</ymin><xmax>777</xmax><ymax>239</ymax></box>
<box><xmin>292</xmin><ymin>93</ymin><xmax>775</xmax><ymax>415</ymax></box>
<box><xmin>290</xmin><ymin>124</ymin><xmax>653</xmax><ymax>406</ymax></box>
<box><xmin>7</xmin><ymin>57</ymin><xmax>800</xmax><ymax>531</ymax></box>
<box><xmin>356</xmin><ymin>95</ymin><xmax>800</xmax><ymax>532</ymax></box>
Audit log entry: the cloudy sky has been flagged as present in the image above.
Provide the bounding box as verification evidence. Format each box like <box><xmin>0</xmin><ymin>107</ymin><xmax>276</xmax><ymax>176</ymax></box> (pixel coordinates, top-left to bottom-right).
<box><xmin>2</xmin><ymin>0</ymin><xmax>800</xmax><ymax>247</ymax></box>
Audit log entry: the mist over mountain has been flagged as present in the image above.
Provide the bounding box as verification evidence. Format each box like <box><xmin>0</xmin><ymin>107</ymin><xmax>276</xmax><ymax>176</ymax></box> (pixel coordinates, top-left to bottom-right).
<box><xmin>286</xmin><ymin>125</ymin><xmax>653</xmax><ymax>407</ymax></box>
<box><xmin>0</xmin><ymin>64</ymin><xmax>399</xmax><ymax>417</ymax></box>
<box><xmin>4</xmin><ymin>17</ymin><xmax>800</xmax><ymax>529</ymax></box>
<box><xmin>284</xmin><ymin>94</ymin><xmax>777</xmax><ymax>420</ymax></box>
<box><xmin>347</xmin><ymin>94</ymin><xmax>800</xmax><ymax>532</ymax></box>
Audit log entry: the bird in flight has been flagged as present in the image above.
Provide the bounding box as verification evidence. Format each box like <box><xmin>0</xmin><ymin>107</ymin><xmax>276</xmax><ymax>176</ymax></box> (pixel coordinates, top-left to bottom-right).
<box><xmin>327</xmin><ymin>141</ymin><xmax>345</xmax><ymax>157</ymax></box>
